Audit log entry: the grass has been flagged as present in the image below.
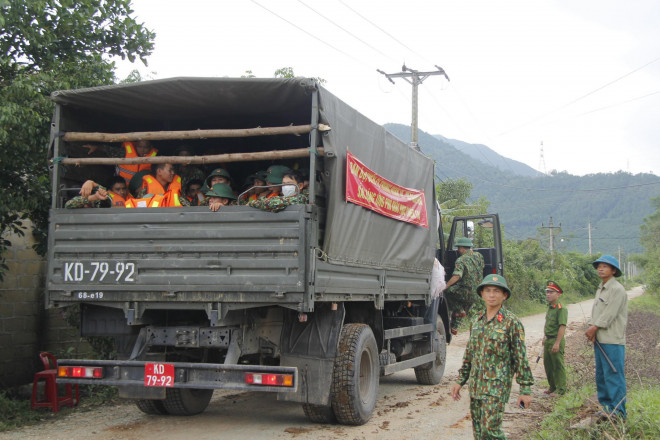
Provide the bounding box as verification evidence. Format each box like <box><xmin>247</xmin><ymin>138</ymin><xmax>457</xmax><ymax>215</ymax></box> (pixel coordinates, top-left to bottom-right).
<box><xmin>628</xmin><ymin>290</ymin><xmax>660</xmax><ymax>314</ymax></box>
<box><xmin>0</xmin><ymin>385</ymin><xmax>119</xmax><ymax>432</ymax></box>
<box><xmin>0</xmin><ymin>391</ymin><xmax>45</xmax><ymax>432</ymax></box>
<box><xmin>528</xmin><ymin>290</ymin><xmax>660</xmax><ymax>440</ymax></box>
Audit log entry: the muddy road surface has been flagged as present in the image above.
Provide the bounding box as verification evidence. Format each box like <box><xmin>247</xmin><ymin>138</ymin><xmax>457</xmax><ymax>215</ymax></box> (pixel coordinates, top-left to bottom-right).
<box><xmin>2</xmin><ymin>287</ymin><xmax>643</xmax><ymax>440</ymax></box>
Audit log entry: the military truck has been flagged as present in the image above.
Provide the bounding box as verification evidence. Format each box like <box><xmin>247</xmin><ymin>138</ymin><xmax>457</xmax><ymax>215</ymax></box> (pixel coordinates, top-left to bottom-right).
<box><xmin>46</xmin><ymin>77</ymin><xmax>503</xmax><ymax>425</ymax></box>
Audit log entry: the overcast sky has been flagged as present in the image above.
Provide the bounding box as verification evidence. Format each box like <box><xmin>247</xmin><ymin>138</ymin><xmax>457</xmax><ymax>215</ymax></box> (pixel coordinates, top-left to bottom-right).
<box><xmin>115</xmin><ymin>0</ymin><xmax>660</xmax><ymax>176</ymax></box>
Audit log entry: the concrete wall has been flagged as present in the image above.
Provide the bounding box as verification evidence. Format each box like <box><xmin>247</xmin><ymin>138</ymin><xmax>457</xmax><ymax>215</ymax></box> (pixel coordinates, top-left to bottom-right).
<box><xmin>0</xmin><ymin>222</ymin><xmax>92</xmax><ymax>389</ymax></box>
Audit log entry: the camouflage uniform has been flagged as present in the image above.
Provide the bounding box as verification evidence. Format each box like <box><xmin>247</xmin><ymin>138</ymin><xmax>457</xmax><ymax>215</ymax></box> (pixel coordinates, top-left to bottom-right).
<box><xmin>242</xmin><ymin>191</ymin><xmax>308</xmax><ymax>213</ymax></box>
<box><xmin>543</xmin><ymin>302</ymin><xmax>567</xmax><ymax>395</ymax></box>
<box><xmin>65</xmin><ymin>185</ymin><xmax>108</xmax><ymax>209</ymax></box>
<box><xmin>457</xmin><ymin>307</ymin><xmax>534</xmax><ymax>439</ymax></box>
<box><xmin>447</xmin><ymin>250</ymin><xmax>485</xmax><ymax>328</ymax></box>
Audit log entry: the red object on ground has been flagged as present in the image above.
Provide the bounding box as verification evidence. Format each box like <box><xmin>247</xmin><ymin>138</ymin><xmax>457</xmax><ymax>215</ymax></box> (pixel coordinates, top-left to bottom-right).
<box><xmin>31</xmin><ymin>352</ymin><xmax>79</xmax><ymax>412</ymax></box>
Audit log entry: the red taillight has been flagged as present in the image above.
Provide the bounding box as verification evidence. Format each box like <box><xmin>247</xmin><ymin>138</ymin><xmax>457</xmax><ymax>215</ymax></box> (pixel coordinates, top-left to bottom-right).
<box><xmin>245</xmin><ymin>373</ymin><xmax>293</xmax><ymax>387</ymax></box>
<box><xmin>58</xmin><ymin>366</ymin><xmax>104</xmax><ymax>379</ymax></box>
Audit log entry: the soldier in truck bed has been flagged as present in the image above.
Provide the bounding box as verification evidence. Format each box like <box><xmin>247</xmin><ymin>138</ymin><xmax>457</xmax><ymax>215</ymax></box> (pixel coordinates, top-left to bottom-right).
<box><xmin>82</xmin><ymin>140</ymin><xmax>158</xmax><ymax>184</ymax></box>
<box><xmin>64</xmin><ymin>181</ymin><xmax>111</xmax><ymax>209</ymax></box>
<box><xmin>243</xmin><ymin>168</ymin><xmax>308</xmax><ymax>213</ymax></box>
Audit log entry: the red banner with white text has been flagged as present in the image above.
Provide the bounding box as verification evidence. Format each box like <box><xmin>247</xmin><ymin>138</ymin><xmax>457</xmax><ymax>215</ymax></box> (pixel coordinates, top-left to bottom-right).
<box><xmin>345</xmin><ymin>151</ymin><xmax>428</xmax><ymax>228</ymax></box>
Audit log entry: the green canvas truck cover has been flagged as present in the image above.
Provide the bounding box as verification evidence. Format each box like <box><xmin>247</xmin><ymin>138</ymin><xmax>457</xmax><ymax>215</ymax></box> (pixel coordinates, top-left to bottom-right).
<box><xmin>50</xmin><ymin>77</ymin><xmax>436</xmax><ymax>275</ymax></box>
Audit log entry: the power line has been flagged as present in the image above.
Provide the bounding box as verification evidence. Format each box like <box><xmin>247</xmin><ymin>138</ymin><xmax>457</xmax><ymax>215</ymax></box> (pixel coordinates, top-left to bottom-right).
<box><xmin>249</xmin><ymin>0</ymin><xmax>369</xmax><ymax>69</ymax></box>
<box><xmin>571</xmin><ymin>89</ymin><xmax>660</xmax><ymax>118</ymax></box>
<box><xmin>337</xmin><ymin>0</ymin><xmax>433</xmax><ymax>66</ymax></box>
<box><xmin>296</xmin><ymin>0</ymin><xmax>398</xmax><ymax>63</ymax></box>
<box><xmin>498</xmin><ymin>54</ymin><xmax>660</xmax><ymax>137</ymax></box>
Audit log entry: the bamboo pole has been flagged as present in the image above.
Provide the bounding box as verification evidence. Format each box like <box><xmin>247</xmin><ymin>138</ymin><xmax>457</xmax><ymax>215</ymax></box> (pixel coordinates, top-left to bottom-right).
<box><xmin>58</xmin><ymin>147</ymin><xmax>325</xmax><ymax>166</ymax></box>
<box><xmin>60</xmin><ymin>124</ymin><xmax>330</xmax><ymax>143</ymax></box>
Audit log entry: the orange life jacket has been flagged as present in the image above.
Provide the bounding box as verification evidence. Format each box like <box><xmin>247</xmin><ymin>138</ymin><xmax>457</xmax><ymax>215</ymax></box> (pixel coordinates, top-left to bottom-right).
<box><xmin>162</xmin><ymin>190</ymin><xmax>182</xmax><ymax>207</ymax></box>
<box><xmin>108</xmin><ymin>191</ymin><xmax>130</xmax><ymax>208</ymax></box>
<box><xmin>143</xmin><ymin>174</ymin><xmax>182</xmax><ymax>196</ymax></box>
<box><xmin>124</xmin><ymin>191</ymin><xmax>181</xmax><ymax>208</ymax></box>
<box><xmin>116</xmin><ymin>142</ymin><xmax>158</xmax><ymax>183</ymax></box>
<box><xmin>125</xmin><ymin>194</ymin><xmax>165</xmax><ymax>208</ymax></box>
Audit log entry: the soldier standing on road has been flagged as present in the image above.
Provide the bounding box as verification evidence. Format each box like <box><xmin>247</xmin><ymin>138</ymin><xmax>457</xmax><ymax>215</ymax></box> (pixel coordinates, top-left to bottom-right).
<box><xmin>585</xmin><ymin>255</ymin><xmax>628</xmax><ymax>420</ymax></box>
<box><xmin>443</xmin><ymin>237</ymin><xmax>485</xmax><ymax>335</ymax></box>
<box><xmin>451</xmin><ymin>274</ymin><xmax>534</xmax><ymax>440</ymax></box>
<box><xmin>543</xmin><ymin>281</ymin><xmax>567</xmax><ymax>396</ymax></box>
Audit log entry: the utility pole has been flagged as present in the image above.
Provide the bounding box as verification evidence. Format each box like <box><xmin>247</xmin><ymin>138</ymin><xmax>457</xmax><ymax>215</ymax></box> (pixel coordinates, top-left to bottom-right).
<box><xmin>586</xmin><ymin>221</ymin><xmax>597</xmax><ymax>255</ymax></box>
<box><xmin>542</xmin><ymin>217</ymin><xmax>562</xmax><ymax>268</ymax></box>
<box><xmin>377</xmin><ymin>65</ymin><xmax>449</xmax><ymax>150</ymax></box>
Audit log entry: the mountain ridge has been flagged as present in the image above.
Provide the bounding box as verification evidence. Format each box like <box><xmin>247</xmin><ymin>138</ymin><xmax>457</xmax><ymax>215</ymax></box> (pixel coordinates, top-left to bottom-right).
<box><xmin>384</xmin><ymin>123</ymin><xmax>659</xmax><ymax>255</ymax></box>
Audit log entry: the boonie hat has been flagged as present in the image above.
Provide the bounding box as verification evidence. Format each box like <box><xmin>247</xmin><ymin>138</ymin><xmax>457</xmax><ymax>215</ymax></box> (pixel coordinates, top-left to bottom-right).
<box><xmin>477</xmin><ymin>274</ymin><xmax>511</xmax><ymax>299</ymax></box>
<box><xmin>205</xmin><ymin>183</ymin><xmax>236</xmax><ymax>200</ymax></box>
<box><xmin>592</xmin><ymin>255</ymin><xmax>622</xmax><ymax>277</ymax></box>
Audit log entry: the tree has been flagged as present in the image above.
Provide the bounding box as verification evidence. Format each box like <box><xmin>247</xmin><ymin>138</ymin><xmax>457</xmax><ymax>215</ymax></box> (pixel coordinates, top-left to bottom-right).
<box><xmin>274</xmin><ymin>66</ymin><xmax>326</xmax><ymax>84</ymax></box>
<box><xmin>639</xmin><ymin>196</ymin><xmax>660</xmax><ymax>292</ymax></box>
<box><xmin>0</xmin><ymin>0</ymin><xmax>155</xmax><ymax>279</ymax></box>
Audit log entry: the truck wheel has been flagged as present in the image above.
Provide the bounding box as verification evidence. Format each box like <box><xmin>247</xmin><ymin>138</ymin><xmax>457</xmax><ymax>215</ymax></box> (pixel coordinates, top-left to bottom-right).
<box><xmin>302</xmin><ymin>403</ymin><xmax>336</xmax><ymax>423</ymax></box>
<box><xmin>135</xmin><ymin>399</ymin><xmax>168</xmax><ymax>415</ymax></box>
<box><xmin>162</xmin><ymin>388</ymin><xmax>213</xmax><ymax>416</ymax></box>
<box><xmin>331</xmin><ymin>323</ymin><xmax>379</xmax><ymax>425</ymax></box>
<box><xmin>414</xmin><ymin>323</ymin><xmax>447</xmax><ymax>385</ymax></box>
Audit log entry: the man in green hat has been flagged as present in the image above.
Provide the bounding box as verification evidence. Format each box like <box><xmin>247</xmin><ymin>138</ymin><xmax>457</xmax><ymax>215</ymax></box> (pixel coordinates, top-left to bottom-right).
<box><xmin>451</xmin><ymin>274</ymin><xmax>534</xmax><ymax>439</ymax></box>
<box><xmin>200</xmin><ymin>168</ymin><xmax>234</xmax><ymax>205</ymax></box>
<box><xmin>243</xmin><ymin>167</ymin><xmax>308</xmax><ymax>213</ymax></box>
<box><xmin>543</xmin><ymin>281</ymin><xmax>567</xmax><ymax>396</ymax></box>
<box><xmin>262</xmin><ymin>165</ymin><xmax>292</xmax><ymax>198</ymax></box>
<box><xmin>586</xmin><ymin>255</ymin><xmax>628</xmax><ymax>420</ymax></box>
<box><xmin>443</xmin><ymin>237</ymin><xmax>485</xmax><ymax>334</ymax></box>
<box><xmin>205</xmin><ymin>183</ymin><xmax>236</xmax><ymax>212</ymax></box>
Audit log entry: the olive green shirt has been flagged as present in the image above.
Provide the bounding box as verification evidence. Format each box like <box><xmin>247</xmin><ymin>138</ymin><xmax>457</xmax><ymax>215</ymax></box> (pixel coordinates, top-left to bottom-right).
<box><xmin>543</xmin><ymin>302</ymin><xmax>567</xmax><ymax>337</ymax></box>
<box><xmin>589</xmin><ymin>278</ymin><xmax>627</xmax><ymax>345</ymax></box>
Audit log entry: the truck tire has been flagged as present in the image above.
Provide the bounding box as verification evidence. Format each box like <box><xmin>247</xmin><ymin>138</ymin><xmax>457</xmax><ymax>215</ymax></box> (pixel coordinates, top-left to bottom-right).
<box><xmin>331</xmin><ymin>323</ymin><xmax>379</xmax><ymax>425</ymax></box>
<box><xmin>414</xmin><ymin>323</ymin><xmax>447</xmax><ymax>385</ymax></box>
<box><xmin>161</xmin><ymin>388</ymin><xmax>213</xmax><ymax>416</ymax></box>
<box><xmin>302</xmin><ymin>403</ymin><xmax>336</xmax><ymax>423</ymax></box>
<box><xmin>135</xmin><ymin>399</ymin><xmax>168</xmax><ymax>415</ymax></box>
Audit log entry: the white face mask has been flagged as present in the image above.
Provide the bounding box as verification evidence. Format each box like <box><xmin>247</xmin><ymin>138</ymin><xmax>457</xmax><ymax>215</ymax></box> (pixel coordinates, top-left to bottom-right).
<box><xmin>282</xmin><ymin>185</ymin><xmax>297</xmax><ymax>197</ymax></box>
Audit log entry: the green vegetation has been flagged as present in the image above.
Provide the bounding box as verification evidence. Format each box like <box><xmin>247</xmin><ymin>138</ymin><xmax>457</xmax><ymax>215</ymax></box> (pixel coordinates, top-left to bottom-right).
<box><xmin>0</xmin><ymin>0</ymin><xmax>155</xmax><ymax>280</ymax></box>
<box><xmin>638</xmin><ymin>195</ymin><xmax>660</xmax><ymax>292</ymax></box>
<box><xmin>0</xmin><ymin>386</ymin><xmax>119</xmax><ymax>432</ymax></box>
<box><xmin>530</xmin><ymin>293</ymin><xmax>660</xmax><ymax>440</ymax></box>
<box><xmin>386</xmin><ymin>123</ymin><xmax>658</xmax><ymax>255</ymax></box>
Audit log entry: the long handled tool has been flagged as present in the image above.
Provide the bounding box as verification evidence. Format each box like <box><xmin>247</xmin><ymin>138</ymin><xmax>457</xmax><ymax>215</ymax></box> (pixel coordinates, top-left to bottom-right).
<box><xmin>594</xmin><ymin>340</ymin><xmax>618</xmax><ymax>374</ymax></box>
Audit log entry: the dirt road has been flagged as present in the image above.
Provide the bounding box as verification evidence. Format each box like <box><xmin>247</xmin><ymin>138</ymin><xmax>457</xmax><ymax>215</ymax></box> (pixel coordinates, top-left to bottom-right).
<box><xmin>3</xmin><ymin>286</ymin><xmax>643</xmax><ymax>440</ymax></box>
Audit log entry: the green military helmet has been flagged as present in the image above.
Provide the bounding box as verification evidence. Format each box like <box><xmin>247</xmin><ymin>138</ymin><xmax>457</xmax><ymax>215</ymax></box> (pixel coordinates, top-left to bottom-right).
<box><xmin>477</xmin><ymin>274</ymin><xmax>511</xmax><ymax>299</ymax></box>
<box><xmin>242</xmin><ymin>173</ymin><xmax>258</xmax><ymax>189</ymax></box>
<box><xmin>265</xmin><ymin>165</ymin><xmax>292</xmax><ymax>185</ymax></box>
<box><xmin>206</xmin><ymin>167</ymin><xmax>231</xmax><ymax>182</ymax></box>
<box><xmin>205</xmin><ymin>183</ymin><xmax>236</xmax><ymax>200</ymax></box>
<box><xmin>455</xmin><ymin>237</ymin><xmax>473</xmax><ymax>248</ymax></box>
<box><xmin>128</xmin><ymin>170</ymin><xmax>151</xmax><ymax>197</ymax></box>
<box><xmin>255</xmin><ymin>170</ymin><xmax>268</xmax><ymax>182</ymax></box>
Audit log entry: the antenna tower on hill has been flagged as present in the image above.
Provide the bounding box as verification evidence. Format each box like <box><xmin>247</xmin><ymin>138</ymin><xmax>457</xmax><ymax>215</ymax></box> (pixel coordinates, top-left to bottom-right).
<box><xmin>538</xmin><ymin>141</ymin><xmax>547</xmax><ymax>175</ymax></box>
